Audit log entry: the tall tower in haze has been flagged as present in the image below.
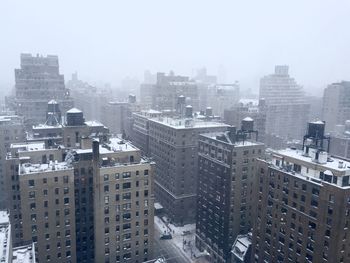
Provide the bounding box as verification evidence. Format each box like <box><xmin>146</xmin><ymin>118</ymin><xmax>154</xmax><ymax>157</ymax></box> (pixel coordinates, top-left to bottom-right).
<box><xmin>14</xmin><ymin>53</ymin><xmax>74</xmax><ymax>125</ymax></box>
<box><xmin>260</xmin><ymin>65</ymin><xmax>310</xmax><ymax>140</ymax></box>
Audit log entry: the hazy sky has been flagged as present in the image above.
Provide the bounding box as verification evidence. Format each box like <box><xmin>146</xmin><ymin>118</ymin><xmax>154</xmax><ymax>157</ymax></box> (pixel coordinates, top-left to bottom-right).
<box><xmin>1</xmin><ymin>0</ymin><xmax>350</xmax><ymax>96</ymax></box>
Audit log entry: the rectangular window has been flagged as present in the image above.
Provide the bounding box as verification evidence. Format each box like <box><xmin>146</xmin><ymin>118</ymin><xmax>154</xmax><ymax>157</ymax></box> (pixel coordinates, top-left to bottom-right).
<box><xmin>104</xmin><ymin>174</ymin><xmax>109</xmax><ymax>181</ymax></box>
<box><xmin>28</xmin><ymin>180</ymin><xmax>35</xmax><ymax>187</ymax></box>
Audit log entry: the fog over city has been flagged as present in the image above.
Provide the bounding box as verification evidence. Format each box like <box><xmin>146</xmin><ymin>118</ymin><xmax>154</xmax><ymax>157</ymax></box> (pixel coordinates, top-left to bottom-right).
<box><xmin>1</xmin><ymin>0</ymin><xmax>350</xmax><ymax>95</ymax></box>
<box><xmin>2</xmin><ymin>1</ymin><xmax>350</xmax><ymax>263</ymax></box>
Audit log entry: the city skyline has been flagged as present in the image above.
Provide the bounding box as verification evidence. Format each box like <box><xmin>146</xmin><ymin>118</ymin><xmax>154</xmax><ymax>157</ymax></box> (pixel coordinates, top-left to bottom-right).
<box><xmin>1</xmin><ymin>1</ymin><xmax>350</xmax><ymax>96</ymax></box>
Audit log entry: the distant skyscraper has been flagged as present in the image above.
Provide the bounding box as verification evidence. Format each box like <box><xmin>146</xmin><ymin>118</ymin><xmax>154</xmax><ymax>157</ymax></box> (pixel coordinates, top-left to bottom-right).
<box><xmin>322</xmin><ymin>81</ymin><xmax>350</xmax><ymax>132</ymax></box>
<box><xmin>224</xmin><ymin>99</ymin><xmax>266</xmax><ymax>143</ymax></box>
<box><xmin>101</xmin><ymin>97</ymin><xmax>139</xmax><ymax>137</ymax></box>
<box><xmin>152</xmin><ymin>72</ymin><xmax>199</xmax><ymax>111</ymax></box>
<box><xmin>14</xmin><ymin>54</ymin><xmax>74</xmax><ymax>125</ymax></box>
<box><xmin>67</xmin><ymin>72</ymin><xmax>110</xmax><ymax>121</ymax></box>
<box><xmin>252</xmin><ymin>121</ymin><xmax>350</xmax><ymax>263</ymax></box>
<box><xmin>195</xmin><ymin>124</ymin><xmax>264</xmax><ymax>263</ymax></box>
<box><xmin>260</xmin><ymin>65</ymin><xmax>310</xmax><ymax>140</ymax></box>
<box><xmin>208</xmin><ymin>83</ymin><xmax>240</xmax><ymax>117</ymax></box>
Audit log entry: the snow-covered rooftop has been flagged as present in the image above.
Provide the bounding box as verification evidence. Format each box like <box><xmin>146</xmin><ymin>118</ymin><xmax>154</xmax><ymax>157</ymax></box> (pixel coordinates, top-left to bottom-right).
<box><xmin>84</xmin><ymin>120</ymin><xmax>105</xmax><ymax>127</ymax></box>
<box><xmin>66</xmin><ymin>107</ymin><xmax>82</xmax><ymax>113</ymax></box>
<box><xmin>11</xmin><ymin>142</ymin><xmax>46</xmax><ymax>152</ymax></box>
<box><xmin>20</xmin><ymin>162</ymin><xmax>72</xmax><ymax>175</ymax></box>
<box><xmin>47</xmin><ymin>99</ymin><xmax>58</xmax><ymax>104</ymax></box>
<box><xmin>277</xmin><ymin>148</ymin><xmax>350</xmax><ymax>173</ymax></box>
<box><xmin>231</xmin><ymin>233</ymin><xmax>252</xmax><ymax>261</ymax></box>
<box><xmin>150</xmin><ymin>117</ymin><xmax>228</xmax><ymax>130</ymax></box>
<box><xmin>100</xmin><ymin>137</ymin><xmax>138</xmax><ymax>153</ymax></box>
<box><xmin>12</xmin><ymin>244</ymin><xmax>35</xmax><ymax>263</ymax></box>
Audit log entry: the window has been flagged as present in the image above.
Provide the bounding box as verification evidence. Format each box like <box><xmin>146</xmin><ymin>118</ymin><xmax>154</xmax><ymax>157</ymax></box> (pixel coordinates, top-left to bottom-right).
<box><xmin>122</xmin><ymin>172</ymin><xmax>131</xmax><ymax>179</ymax></box>
<box><xmin>115</xmin><ymin>173</ymin><xmax>120</xmax><ymax>179</ymax></box>
<box><xmin>122</xmin><ymin>193</ymin><xmax>131</xmax><ymax>200</ymax></box>
<box><xmin>63</xmin><ymin>176</ymin><xmax>69</xmax><ymax>184</ymax></box>
<box><xmin>28</xmin><ymin>180</ymin><xmax>35</xmax><ymax>187</ymax></box>
<box><xmin>144</xmin><ymin>170</ymin><xmax>149</xmax><ymax>176</ymax></box>
<box><xmin>123</xmin><ymin>182</ymin><xmax>131</xmax><ymax>189</ymax></box>
<box><xmin>54</xmin><ymin>177</ymin><xmax>58</xmax><ymax>182</ymax></box>
<box><xmin>104</xmin><ymin>174</ymin><xmax>109</xmax><ymax>181</ymax></box>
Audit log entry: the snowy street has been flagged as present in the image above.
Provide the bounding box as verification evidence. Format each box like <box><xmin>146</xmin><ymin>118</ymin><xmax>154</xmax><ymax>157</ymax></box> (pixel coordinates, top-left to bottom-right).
<box><xmin>153</xmin><ymin>216</ymin><xmax>210</xmax><ymax>263</ymax></box>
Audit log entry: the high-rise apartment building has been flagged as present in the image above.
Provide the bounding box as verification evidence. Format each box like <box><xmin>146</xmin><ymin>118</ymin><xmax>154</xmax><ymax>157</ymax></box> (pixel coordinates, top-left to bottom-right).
<box><xmin>13</xmin><ymin>54</ymin><xmax>74</xmax><ymax>125</ymax></box>
<box><xmin>252</xmin><ymin>121</ymin><xmax>350</xmax><ymax>263</ymax></box>
<box><xmin>148</xmin><ymin>111</ymin><xmax>228</xmax><ymax>225</ymax></box>
<box><xmin>260</xmin><ymin>66</ymin><xmax>310</xmax><ymax>140</ymax></box>
<box><xmin>92</xmin><ymin>139</ymin><xmax>155</xmax><ymax>263</ymax></box>
<box><xmin>0</xmin><ymin>210</ymin><xmax>36</xmax><ymax>263</ymax></box>
<box><xmin>323</xmin><ymin>81</ymin><xmax>350</xmax><ymax>132</ymax></box>
<box><xmin>6</xmin><ymin>108</ymin><xmax>154</xmax><ymax>262</ymax></box>
<box><xmin>20</xmin><ymin>162</ymin><xmax>77</xmax><ymax>263</ymax></box>
<box><xmin>152</xmin><ymin>72</ymin><xmax>199</xmax><ymax>111</ymax></box>
<box><xmin>131</xmin><ymin>110</ymin><xmax>162</xmax><ymax>155</ymax></box>
<box><xmin>195</xmin><ymin>123</ymin><xmax>264</xmax><ymax>263</ymax></box>
<box><xmin>0</xmin><ymin>115</ymin><xmax>25</xmax><ymax>209</ymax></box>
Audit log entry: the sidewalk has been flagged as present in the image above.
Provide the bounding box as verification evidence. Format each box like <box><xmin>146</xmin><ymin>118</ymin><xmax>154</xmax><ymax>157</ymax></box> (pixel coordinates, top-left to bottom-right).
<box><xmin>154</xmin><ymin>216</ymin><xmax>210</xmax><ymax>263</ymax></box>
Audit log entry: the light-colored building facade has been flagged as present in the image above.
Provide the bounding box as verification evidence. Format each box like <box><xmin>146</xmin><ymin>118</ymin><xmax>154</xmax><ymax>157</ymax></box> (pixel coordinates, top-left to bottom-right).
<box><xmin>13</xmin><ymin>54</ymin><xmax>74</xmax><ymax>125</ymax></box>
<box><xmin>252</xmin><ymin>122</ymin><xmax>350</xmax><ymax>263</ymax></box>
<box><xmin>260</xmin><ymin>65</ymin><xmax>310</xmax><ymax>140</ymax></box>
<box><xmin>19</xmin><ymin>163</ymin><xmax>76</xmax><ymax>263</ymax></box>
<box><xmin>152</xmin><ymin>72</ymin><xmax>199</xmax><ymax>111</ymax></box>
<box><xmin>208</xmin><ymin>83</ymin><xmax>240</xmax><ymax>117</ymax></box>
<box><xmin>323</xmin><ymin>81</ymin><xmax>350</xmax><ymax>133</ymax></box>
<box><xmin>92</xmin><ymin>139</ymin><xmax>155</xmax><ymax>263</ymax></box>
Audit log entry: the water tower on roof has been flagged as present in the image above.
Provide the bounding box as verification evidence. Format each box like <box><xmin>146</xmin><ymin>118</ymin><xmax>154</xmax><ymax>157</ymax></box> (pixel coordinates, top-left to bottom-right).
<box><xmin>45</xmin><ymin>100</ymin><xmax>61</xmax><ymax>126</ymax></box>
<box><xmin>66</xmin><ymin>108</ymin><xmax>85</xmax><ymax>126</ymax></box>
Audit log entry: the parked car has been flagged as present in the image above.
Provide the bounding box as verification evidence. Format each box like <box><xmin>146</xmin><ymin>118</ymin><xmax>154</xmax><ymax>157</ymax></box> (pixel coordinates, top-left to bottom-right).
<box><xmin>160</xmin><ymin>233</ymin><xmax>172</xmax><ymax>240</ymax></box>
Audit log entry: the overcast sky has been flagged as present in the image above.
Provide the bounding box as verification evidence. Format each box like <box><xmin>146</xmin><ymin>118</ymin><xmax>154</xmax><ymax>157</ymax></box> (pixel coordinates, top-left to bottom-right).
<box><xmin>1</xmin><ymin>0</ymin><xmax>349</xmax><ymax>96</ymax></box>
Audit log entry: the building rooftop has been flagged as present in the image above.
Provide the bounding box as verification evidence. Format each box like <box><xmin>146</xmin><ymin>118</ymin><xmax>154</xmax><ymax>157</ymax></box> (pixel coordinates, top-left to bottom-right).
<box><xmin>276</xmin><ymin>148</ymin><xmax>350</xmax><ymax>173</ymax></box>
<box><xmin>269</xmin><ymin>147</ymin><xmax>350</xmax><ymax>188</ymax></box>
<box><xmin>231</xmin><ymin>233</ymin><xmax>252</xmax><ymax>262</ymax></box>
<box><xmin>32</xmin><ymin>124</ymin><xmax>63</xmax><ymax>129</ymax></box>
<box><xmin>12</xmin><ymin>244</ymin><xmax>35</xmax><ymax>263</ymax></box>
<box><xmin>66</xmin><ymin>107</ymin><xmax>82</xmax><ymax>113</ymax></box>
<box><xmin>85</xmin><ymin>120</ymin><xmax>105</xmax><ymax>127</ymax></box>
<box><xmin>100</xmin><ymin>137</ymin><xmax>138</xmax><ymax>153</ymax></box>
<box><xmin>202</xmin><ymin>131</ymin><xmax>263</xmax><ymax>147</ymax></box>
<box><xmin>11</xmin><ymin>142</ymin><xmax>46</xmax><ymax>152</ymax></box>
<box><xmin>150</xmin><ymin>117</ymin><xmax>228</xmax><ymax>130</ymax></box>
<box><xmin>20</xmin><ymin>162</ymin><xmax>72</xmax><ymax>175</ymax></box>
